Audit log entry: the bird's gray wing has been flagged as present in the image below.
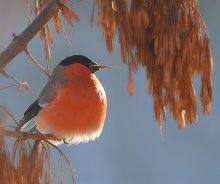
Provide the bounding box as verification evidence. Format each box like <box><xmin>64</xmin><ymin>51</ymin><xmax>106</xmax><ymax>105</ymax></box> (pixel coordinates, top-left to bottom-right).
<box><xmin>16</xmin><ymin>65</ymin><xmax>67</xmax><ymax>131</ymax></box>
<box><xmin>38</xmin><ymin>65</ymin><xmax>67</xmax><ymax>107</ymax></box>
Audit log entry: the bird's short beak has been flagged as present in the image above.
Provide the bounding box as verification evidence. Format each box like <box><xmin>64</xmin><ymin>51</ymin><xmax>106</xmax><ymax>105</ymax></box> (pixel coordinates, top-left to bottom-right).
<box><xmin>89</xmin><ymin>65</ymin><xmax>119</xmax><ymax>69</ymax></box>
<box><xmin>89</xmin><ymin>63</ymin><xmax>120</xmax><ymax>73</ymax></box>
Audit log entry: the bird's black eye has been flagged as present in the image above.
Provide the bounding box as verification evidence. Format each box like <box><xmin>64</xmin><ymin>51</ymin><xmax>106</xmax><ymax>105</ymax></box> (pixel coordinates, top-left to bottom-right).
<box><xmin>88</xmin><ymin>61</ymin><xmax>99</xmax><ymax>73</ymax></box>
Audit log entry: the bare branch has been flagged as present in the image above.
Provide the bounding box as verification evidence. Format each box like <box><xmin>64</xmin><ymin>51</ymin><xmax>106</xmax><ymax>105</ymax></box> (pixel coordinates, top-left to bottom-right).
<box><xmin>0</xmin><ymin>0</ymin><xmax>69</xmax><ymax>70</ymax></box>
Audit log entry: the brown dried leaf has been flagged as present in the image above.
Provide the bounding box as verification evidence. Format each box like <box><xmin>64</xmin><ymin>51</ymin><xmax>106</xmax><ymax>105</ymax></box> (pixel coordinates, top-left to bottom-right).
<box><xmin>106</xmin><ymin>35</ymin><xmax>113</xmax><ymax>53</ymax></box>
<box><xmin>46</xmin><ymin>23</ymin><xmax>53</xmax><ymax>44</ymax></box>
<box><xmin>61</xmin><ymin>5</ymin><xmax>74</xmax><ymax>26</ymax></box>
<box><xmin>67</xmin><ymin>6</ymin><xmax>80</xmax><ymax>22</ymax></box>
<box><xmin>178</xmin><ymin>110</ymin><xmax>186</xmax><ymax>128</ymax></box>
<box><xmin>112</xmin><ymin>0</ymin><xmax>117</xmax><ymax>11</ymax></box>
<box><xmin>61</xmin><ymin>5</ymin><xmax>79</xmax><ymax>27</ymax></box>
<box><xmin>53</xmin><ymin>14</ymin><xmax>60</xmax><ymax>33</ymax></box>
<box><xmin>175</xmin><ymin>29</ymin><xmax>181</xmax><ymax>51</ymax></box>
<box><xmin>60</xmin><ymin>20</ymin><xmax>72</xmax><ymax>47</ymax></box>
<box><xmin>45</xmin><ymin>40</ymin><xmax>50</xmax><ymax>65</ymax></box>
<box><xmin>40</xmin><ymin>26</ymin><xmax>46</xmax><ymax>41</ymax></box>
<box><xmin>154</xmin><ymin>36</ymin><xmax>158</xmax><ymax>55</ymax></box>
<box><xmin>128</xmin><ymin>65</ymin><xmax>134</xmax><ymax>96</ymax></box>
<box><xmin>35</xmin><ymin>0</ymin><xmax>40</xmax><ymax>15</ymax></box>
<box><xmin>142</xmin><ymin>9</ymin><xmax>149</xmax><ymax>28</ymax></box>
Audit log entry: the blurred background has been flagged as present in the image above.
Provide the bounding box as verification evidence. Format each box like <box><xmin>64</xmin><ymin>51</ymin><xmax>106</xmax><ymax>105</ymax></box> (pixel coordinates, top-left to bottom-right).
<box><xmin>0</xmin><ymin>0</ymin><xmax>220</xmax><ymax>184</ymax></box>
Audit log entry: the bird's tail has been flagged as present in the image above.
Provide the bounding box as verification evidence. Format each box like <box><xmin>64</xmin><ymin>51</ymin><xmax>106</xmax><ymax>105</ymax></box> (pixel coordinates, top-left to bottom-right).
<box><xmin>16</xmin><ymin>100</ymin><xmax>41</xmax><ymax>131</ymax></box>
<box><xmin>15</xmin><ymin>117</ymin><xmax>29</xmax><ymax>131</ymax></box>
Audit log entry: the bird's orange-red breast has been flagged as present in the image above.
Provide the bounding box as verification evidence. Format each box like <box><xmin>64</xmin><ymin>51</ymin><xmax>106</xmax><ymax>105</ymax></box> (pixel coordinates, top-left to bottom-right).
<box><xmin>16</xmin><ymin>55</ymin><xmax>107</xmax><ymax>144</ymax></box>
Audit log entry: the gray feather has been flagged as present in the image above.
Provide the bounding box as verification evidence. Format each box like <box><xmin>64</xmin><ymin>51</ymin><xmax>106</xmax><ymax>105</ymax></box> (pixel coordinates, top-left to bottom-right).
<box><xmin>38</xmin><ymin>65</ymin><xmax>67</xmax><ymax>107</ymax></box>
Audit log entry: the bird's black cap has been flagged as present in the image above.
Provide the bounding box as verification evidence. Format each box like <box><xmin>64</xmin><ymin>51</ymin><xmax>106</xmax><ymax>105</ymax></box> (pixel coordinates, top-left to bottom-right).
<box><xmin>59</xmin><ymin>55</ymin><xmax>99</xmax><ymax>73</ymax></box>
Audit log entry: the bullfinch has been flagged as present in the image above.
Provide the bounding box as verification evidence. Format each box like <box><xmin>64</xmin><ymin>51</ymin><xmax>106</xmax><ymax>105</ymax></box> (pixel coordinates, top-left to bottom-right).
<box><xmin>16</xmin><ymin>55</ymin><xmax>107</xmax><ymax>144</ymax></box>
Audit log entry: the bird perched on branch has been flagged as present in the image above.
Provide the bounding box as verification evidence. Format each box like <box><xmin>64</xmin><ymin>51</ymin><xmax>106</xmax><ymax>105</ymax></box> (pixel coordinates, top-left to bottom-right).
<box><xmin>16</xmin><ymin>55</ymin><xmax>108</xmax><ymax>144</ymax></box>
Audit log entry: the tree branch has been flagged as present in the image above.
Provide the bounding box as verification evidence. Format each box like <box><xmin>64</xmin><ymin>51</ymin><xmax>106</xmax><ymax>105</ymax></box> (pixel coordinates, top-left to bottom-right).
<box><xmin>0</xmin><ymin>129</ymin><xmax>58</xmax><ymax>141</ymax></box>
<box><xmin>0</xmin><ymin>0</ymin><xmax>68</xmax><ymax>70</ymax></box>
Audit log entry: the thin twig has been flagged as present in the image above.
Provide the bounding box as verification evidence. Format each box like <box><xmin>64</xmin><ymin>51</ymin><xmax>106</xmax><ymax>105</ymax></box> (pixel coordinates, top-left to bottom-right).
<box><xmin>0</xmin><ymin>105</ymin><xmax>18</xmax><ymax>125</ymax></box>
<box><xmin>45</xmin><ymin>139</ymin><xmax>76</xmax><ymax>183</ymax></box>
<box><xmin>24</xmin><ymin>0</ymin><xmax>32</xmax><ymax>24</ymax></box>
<box><xmin>24</xmin><ymin>48</ymin><xmax>51</xmax><ymax>78</ymax></box>
<box><xmin>0</xmin><ymin>84</ymin><xmax>18</xmax><ymax>91</ymax></box>
<box><xmin>69</xmin><ymin>0</ymin><xmax>84</xmax><ymax>7</ymax></box>
<box><xmin>0</xmin><ymin>70</ymin><xmax>30</xmax><ymax>91</ymax></box>
<box><xmin>60</xmin><ymin>17</ymin><xmax>73</xmax><ymax>47</ymax></box>
<box><xmin>26</xmin><ymin>136</ymin><xmax>76</xmax><ymax>183</ymax></box>
<box><xmin>90</xmin><ymin>0</ymin><xmax>95</xmax><ymax>27</ymax></box>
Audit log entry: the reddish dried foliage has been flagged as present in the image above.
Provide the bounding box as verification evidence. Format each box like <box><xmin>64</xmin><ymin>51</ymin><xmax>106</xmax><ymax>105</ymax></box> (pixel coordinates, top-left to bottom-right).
<box><xmin>0</xmin><ymin>140</ymin><xmax>51</xmax><ymax>184</ymax></box>
<box><xmin>0</xmin><ymin>138</ymin><xmax>75</xmax><ymax>184</ymax></box>
<box><xmin>29</xmin><ymin>0</ymin><xmax>80</xmax><ymax>67</ymax></box>
<box><xmin>96</xmin><ymin>0</ymin><xmax>212</xmax><ymax>128</ymax></box>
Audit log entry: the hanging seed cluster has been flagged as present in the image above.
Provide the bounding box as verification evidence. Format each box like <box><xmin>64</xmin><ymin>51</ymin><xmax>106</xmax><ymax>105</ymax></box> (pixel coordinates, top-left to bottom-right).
<box><xmin>96</xmin><ymin>0</ymin><xmax>212</xmax><ymax>128</ymax></box>
<box><xmin>25</xmin><ymin>0</ymin><xmax>80</xmax><ymax>68</ymax></box>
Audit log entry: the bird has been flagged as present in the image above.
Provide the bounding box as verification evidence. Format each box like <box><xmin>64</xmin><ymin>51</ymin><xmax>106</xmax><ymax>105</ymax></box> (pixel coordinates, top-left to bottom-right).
<box><xmin>16</xmin><ymin>55</ymin><xmax>108</xmax><ymax>144</ymax></box>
